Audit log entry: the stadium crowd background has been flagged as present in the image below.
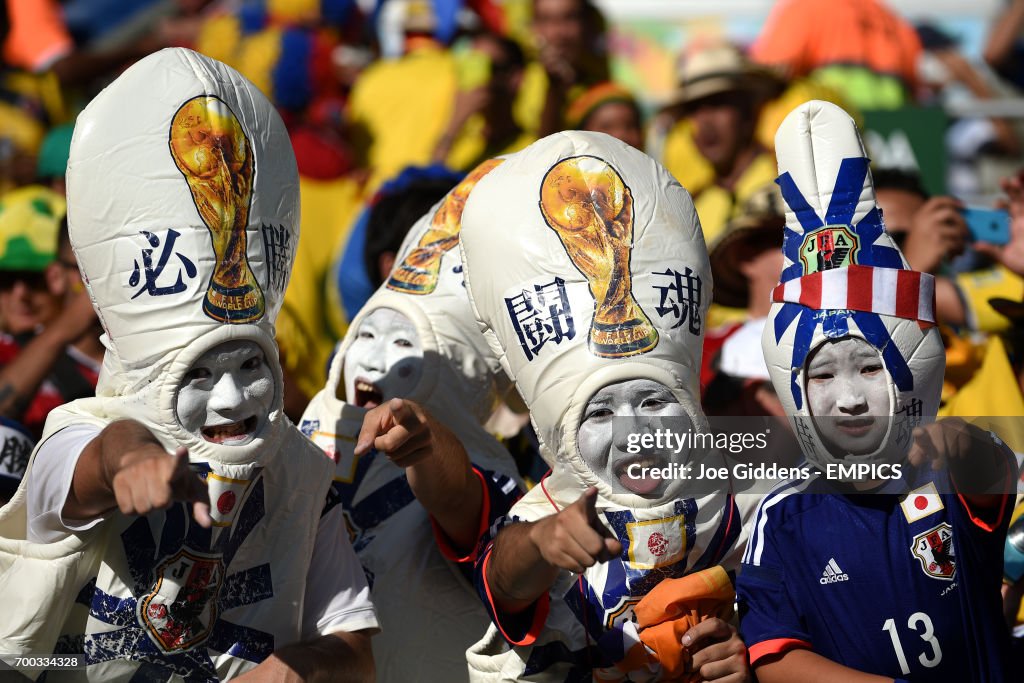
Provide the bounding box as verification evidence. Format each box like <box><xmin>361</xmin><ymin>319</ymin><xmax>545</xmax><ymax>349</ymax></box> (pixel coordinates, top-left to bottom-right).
<box><xmin>5</xmin><ymin>0</ymin><xmax>1024</xmax><ymax>663</ymax></box>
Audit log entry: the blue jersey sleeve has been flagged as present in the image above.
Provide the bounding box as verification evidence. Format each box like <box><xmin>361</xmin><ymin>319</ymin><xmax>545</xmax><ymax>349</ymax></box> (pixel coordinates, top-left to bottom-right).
<box><xmin>737</xmin><ymin>497</ymin><xmax>814</xmax><ymax>666</ymax></box>
<box><xmin>431</xmin><ymin>466</ymin><xmax>522</xmax><ymax>568</ymax></box>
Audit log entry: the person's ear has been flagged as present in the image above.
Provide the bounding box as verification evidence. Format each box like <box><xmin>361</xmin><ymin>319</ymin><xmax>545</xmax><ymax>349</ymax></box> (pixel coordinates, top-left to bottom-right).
<box><xmin>378</xmin><ymin>251</ymin><xmax>396</xmax><ymax>282</ymax></box>
<box><xmin>45</xmin><ymin>262</ymin><xmax>66</xmax><ymax>297</ymax></box>
<box><xmin>735</xmin><ymin>244</ymin><xmax>758</xmax><ymax>279</ymax></box>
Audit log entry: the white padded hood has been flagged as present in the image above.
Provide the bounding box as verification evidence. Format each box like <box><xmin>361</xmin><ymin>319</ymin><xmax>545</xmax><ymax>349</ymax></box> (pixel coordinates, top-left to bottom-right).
<box><xmin>763</xmin><ymin>101</ymin><xmax>944</xmax><ymax>471</ymax></box>
<box><xmin>460</xmin><ymin>131</ymin><xmax>716</xmax><ymax>509</ymax></box>
<box><xmin>326</xmin><ymin>158</ymin><xmax>508</xmax><ymax>438</ymax></box>
<box><xmin>64</xmin><ymin>48</ymin><xmax>299</xmax><ymax>464</ymax></box>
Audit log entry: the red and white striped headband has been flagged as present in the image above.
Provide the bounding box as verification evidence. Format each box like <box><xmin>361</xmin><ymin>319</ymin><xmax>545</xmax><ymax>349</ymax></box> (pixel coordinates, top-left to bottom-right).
<box><xmin>771</xmin><ymin>264</ymin><xmax>936</xmax><ymax>324</ymax></box>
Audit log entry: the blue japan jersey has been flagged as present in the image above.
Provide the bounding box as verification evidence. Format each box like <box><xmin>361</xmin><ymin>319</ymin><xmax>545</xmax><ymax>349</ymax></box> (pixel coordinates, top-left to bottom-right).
<box><xmin>737</xmin><ymin>461</ymin><xmax>1017</xmax><ymax>682</ymax></box>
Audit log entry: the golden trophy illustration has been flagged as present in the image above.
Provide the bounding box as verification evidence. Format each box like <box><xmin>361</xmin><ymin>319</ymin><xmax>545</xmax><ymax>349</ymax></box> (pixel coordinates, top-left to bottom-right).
<box><xmin>169</xmin><ymin>95</ymin><xmax>264</xmax><ymax>323</ymax></box>
<box><xmin>387</xmin><ymin>158</ymin><xmax>504</xmax><ymax>295</ymax></box>
<box><xmin>539</xmin><ymin>156</ymin><xmax>658</xmax><ymax>357</ymax></box>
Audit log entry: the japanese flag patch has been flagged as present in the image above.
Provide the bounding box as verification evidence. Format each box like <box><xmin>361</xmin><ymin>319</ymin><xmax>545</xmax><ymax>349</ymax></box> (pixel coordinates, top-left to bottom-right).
<box><xmin>901</xmin><ymin>482</ymin><xmax>944</xmax><ymax>523</ymax></box>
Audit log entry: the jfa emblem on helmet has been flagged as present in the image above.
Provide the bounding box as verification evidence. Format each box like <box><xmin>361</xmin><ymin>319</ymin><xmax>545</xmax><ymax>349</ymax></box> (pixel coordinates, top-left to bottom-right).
<box><xmin>799</xmin><ymin>226</ymin><xmax>859</xmax><ymax>274</ymax></box>
<box><xmin>911</xmin><ymin>522</ymin><xmax>956</xmax><ymax>581</ymax></box>
<box><xmin>139</xmin><ymin>550</ymin><xmax>225</xmax><ymax>652</ymax></box>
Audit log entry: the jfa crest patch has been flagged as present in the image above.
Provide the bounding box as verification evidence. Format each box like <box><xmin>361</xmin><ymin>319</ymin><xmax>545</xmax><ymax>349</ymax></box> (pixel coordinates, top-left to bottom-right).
<box><xmin>139</xmin><ymin>550</ymin><xmax>225</xmax><ymax>652</ymax></box>
<box><xmin>799</xmin><ymin>226</ymin><xmax>859</xmax><ymax>274</ymax></box>
<box><xmin>911</xmin><ymin>522</ymin><xmax>956</xmax><ymax>581</ymax></box>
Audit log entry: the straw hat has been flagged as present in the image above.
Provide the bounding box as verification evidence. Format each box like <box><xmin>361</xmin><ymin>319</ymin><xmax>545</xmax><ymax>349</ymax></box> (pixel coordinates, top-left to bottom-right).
<box><xmin>707</xmin><ymin>183</ymin><xmax>785</xmax><ymax>308</ymax></box>
<box><xmin>669</xmin><ymin>44</ymin><xmax>784</xmax><ymax>111</ymax></box>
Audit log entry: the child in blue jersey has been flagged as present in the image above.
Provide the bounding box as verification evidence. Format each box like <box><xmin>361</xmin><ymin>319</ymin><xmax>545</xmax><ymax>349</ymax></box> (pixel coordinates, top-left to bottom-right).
<box><xmin>736</xmin><ymin>101</ymin><xmax>1018</xmax><ymax>683</ymax></box>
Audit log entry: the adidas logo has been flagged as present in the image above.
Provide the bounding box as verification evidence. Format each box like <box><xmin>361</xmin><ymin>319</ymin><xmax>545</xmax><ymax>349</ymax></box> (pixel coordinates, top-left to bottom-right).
<box><xmin>819</xmin><ymin>558</ymin><xmax>850</xmax><ymax>585</ymax></box>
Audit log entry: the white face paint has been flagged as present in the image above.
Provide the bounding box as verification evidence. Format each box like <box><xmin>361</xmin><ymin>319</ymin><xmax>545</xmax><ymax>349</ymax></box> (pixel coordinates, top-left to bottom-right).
<box><xmin>577</xmin><ymin>379</ymin><xmax>690</xmax><ymax>497</ymax></box>
<box><xmin>343</xmin><ymin>307</ymin><xmax>424</xmax><ymax>408</ymax></box>
<box><xmin>806</xmin><ymin>337</ymin><xmax>891</xmax><ymax>456</ymax></box>
<box><xmin>175</xmin><ymin>340</ymin><xmax>275</xmax><ymax>445</ymax></box>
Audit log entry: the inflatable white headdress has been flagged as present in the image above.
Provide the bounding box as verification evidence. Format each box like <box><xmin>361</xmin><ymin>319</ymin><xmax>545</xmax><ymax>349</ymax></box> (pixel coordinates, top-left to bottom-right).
<box><xmin>323</xmin><ymin>158</ymin><xmax>512</xmax><ymax>444</ymax></box>
<box><xmin>460</xmin><ymin>131</ymin><xmax>714</xmax><ymax>508</ymax></box>
<box><xmin>763</xmin><ymin>101</ymin><xmax>944</xmax><ymax>470</ymax></box>
<box><xmin>64</xmin><ymin>48</ymin><xmax>299</xmax><ymax>463</ymax></box>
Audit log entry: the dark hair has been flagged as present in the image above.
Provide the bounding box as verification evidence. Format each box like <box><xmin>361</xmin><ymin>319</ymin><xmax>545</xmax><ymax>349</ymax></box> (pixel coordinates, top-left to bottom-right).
<box><xmin>364</xmin><ymin>177</ymin><xmax>460</xmax><ymax>287</ymax></box>
<box><xmin>872</xmin><ymin>168</ymin><xmax>930</xmax><ymax>200</ymax></box>
<box><xmin>475</xmin><ymin>32</ymin><xmax>526</xmax><ymax>73</ymax></box>
<box><xmin>0</xmin><ymin>1</ymin><xmax>9</xmax><ymax>50</ymax></box>
<box><xmin>57</xmin><ymin>216</ymin><xmax>71</xmax><ymax>256</ymax></box>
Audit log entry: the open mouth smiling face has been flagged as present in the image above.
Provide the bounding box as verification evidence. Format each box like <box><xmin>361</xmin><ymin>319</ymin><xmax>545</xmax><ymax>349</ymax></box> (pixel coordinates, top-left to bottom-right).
<box><xmin>577</xmin><ymin>379</ymin><xmax>689</xmax><ymax>498</ymax></box>
<box><xmin>175</xmin><ymin>340</ymin><xmax>275</xmax><ymax>446</ymax></box>
<box><xmin>343</xmin><ymin>307</ymin><xmax>424</xmax><ymax>409</ymax></box>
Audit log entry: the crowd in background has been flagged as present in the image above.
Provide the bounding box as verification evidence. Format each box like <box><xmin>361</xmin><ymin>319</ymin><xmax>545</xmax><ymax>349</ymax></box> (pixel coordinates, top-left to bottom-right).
<box><xmin>6</xmin><ymin>0</ymin><xmax>1024</xmax><ymax>673</ymax></box>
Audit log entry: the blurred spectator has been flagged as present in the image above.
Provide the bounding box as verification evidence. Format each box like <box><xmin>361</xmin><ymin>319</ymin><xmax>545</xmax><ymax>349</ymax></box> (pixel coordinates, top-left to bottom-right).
<box><xmin>873</xmin><ymin>171</ymin><xmax>1003</xmax><ymax>411</ymax></box>
<box><xmin>0</xmin><ymin>101</ymin><xmax>45</xmax><ymax>196</ymax></box>
<box><xmin>3</xmin><ymin>0</ymin><xmax>166</xmax><ymax>89</ymax></box>
<box><xmin>658</xmin><ymin>69</ymin><xmax>855</xmax><ymax>217</ymax></box>
<box><xmin>327</xmin><ymin>165</ymin><xmax>462</xmax><ymax>341</ymax></box>
<box><xmin>701</xmin><ymin>186</ymin><xmax>786</xmax><ymax>417</ymax></box>
<box><xmin>565</xmin><ymin>81</ymin><xmax>643</xmax><ymax>150</ymax></box>
<box><xmin>916</xmin><ymin>22</ymin><xmax>1021</xmax><ymax>201</ymax></box>
<box><xmin>376</xmin><ymin>0</ymin><xmax>506</xmax><ymax>58</ymax></box>
<box><xmin>0</xmin><ymin>186</ymin><xmax>66</xmax><ymax>336</ymax></box>
<box><xmin>918</xmin><ymin>23</ymin><xmax>1019</xmax><ymax>159</ymax></box>
<box><xmin>874</xmin><ymin>168</ymin><xmax>969</xmax><ymax>275</ymax></box>
<box><xmin>976</xmin><ymin>171</ymin><xmax>1024</xmax><ymax>279</ymax></box>
<box><xmin>662</xmin><ymin>44</ymin><xmax>783</xmax><ymax>243</ymax></box>
<box><xmin>984</xmin><ymin>0</ymin><xmax>1024</xmax><ymax>92</ymax></box>
<box><xmin>519</xmin><ymin>0</ymin><xmax>609</xmax><ymax>139</ymax></box>
<box><xmin>2</xmin><ymin>0</ymin><xmax>73</xmax><ymax>75</ymax></box>
<box><xmin>348</xmin><ymin>0</ymin><xmax>461</xmax><ymax>186</ymax></box>
<box><xmin>1</xmin><ymin>0</ymin><xmax>177</xmax><ymax>194</ymax></box>
<box><xmin>874</xmin><ymin>169</ymin><xmax>1024</xmax><ymax>333</ymax></box>
<box><xmin>938</xmin><ymin>173</ymin><xmax>1024</xmax><ymax>461</ymax></box>
<box><xmin>0</xmin><ymin>197</ymin><xmax>101</xmax><ymax>438</ymax></box>
<box><xmin>751</xmin><ymin>0</ymin><xmax>921</xmax><ymax>110</ymax></box>
<box><xmin>35</xmin><ymin>122</ymin><xmax>73</xmax><ymax>196</ymax></box>
<box><xmin>433</xmin><ymin>32</ymin><xmax>532</xmax><ymax>169</ymax></box>
<box><xmin>194</xmin><ymin>3</ymin><xmax>359</xmax><ymax>180</ymax></box>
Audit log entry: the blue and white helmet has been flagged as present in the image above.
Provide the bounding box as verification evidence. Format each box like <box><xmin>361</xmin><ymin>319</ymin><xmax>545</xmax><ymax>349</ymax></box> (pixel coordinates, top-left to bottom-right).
<box><xmin>762</xmin><ymin>101</ymin><xmax>945</xmax><ymax>470</ymax></box>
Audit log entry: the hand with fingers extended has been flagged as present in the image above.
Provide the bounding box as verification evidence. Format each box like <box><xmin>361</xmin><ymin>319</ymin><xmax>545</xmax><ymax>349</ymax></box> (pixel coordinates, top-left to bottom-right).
<box><xmin>902</xmin><ymin>196</ymin><xmax>967</xmax><ymax>274</ymax></box>
<box><xmin>528</xmin><ymin>487</ymin><xmax>623</xmax><ymax>575</ymax></box>
<box><xmin>907</xmin><ymin>417</ymin><xmax>1012</xmax><ymax>506</ymax></box>
<box><xmin>975</xmin><ymin>172</ymin><xmax>1024</xmax><ymax>275</ymax></box>
<box><xmin>487</xmin><ymin>487</ymin><xmax>623</xmax><ymax>614</ymax></box>
<box><xmin>355</xmin><ymin>398</ymin><xmax>484</xmax><ymax>553</ymax></box>
<box><xmin>907</xmin><ymin>417</ymin><xmax>977</xmax><ymax>472</ymax></box>
<box><xmin>683</xmin><ymin>617</ymin><xmax>752</xmax><ymax>683</ymax></box>
<box><xmin>111</xmin><ymin>445</ymin><xmax>212</xmax><ymax>527</ymax></box>
<box><xmin>355</xmin><ymin>398</ymin><xmax>447</xmax><ymax>468</ymax></box>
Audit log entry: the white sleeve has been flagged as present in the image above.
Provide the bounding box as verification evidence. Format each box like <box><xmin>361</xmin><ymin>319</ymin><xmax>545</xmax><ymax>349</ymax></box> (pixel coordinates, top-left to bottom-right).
<box><xmin>301</xmin><ymin>503</ymin><xmax>380</xmax><ymax>637</ymax></box>
<box><xmin>26</xmin><ymin>424</ymin><xmax>105</xmax><ymax>543</ymax></box>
